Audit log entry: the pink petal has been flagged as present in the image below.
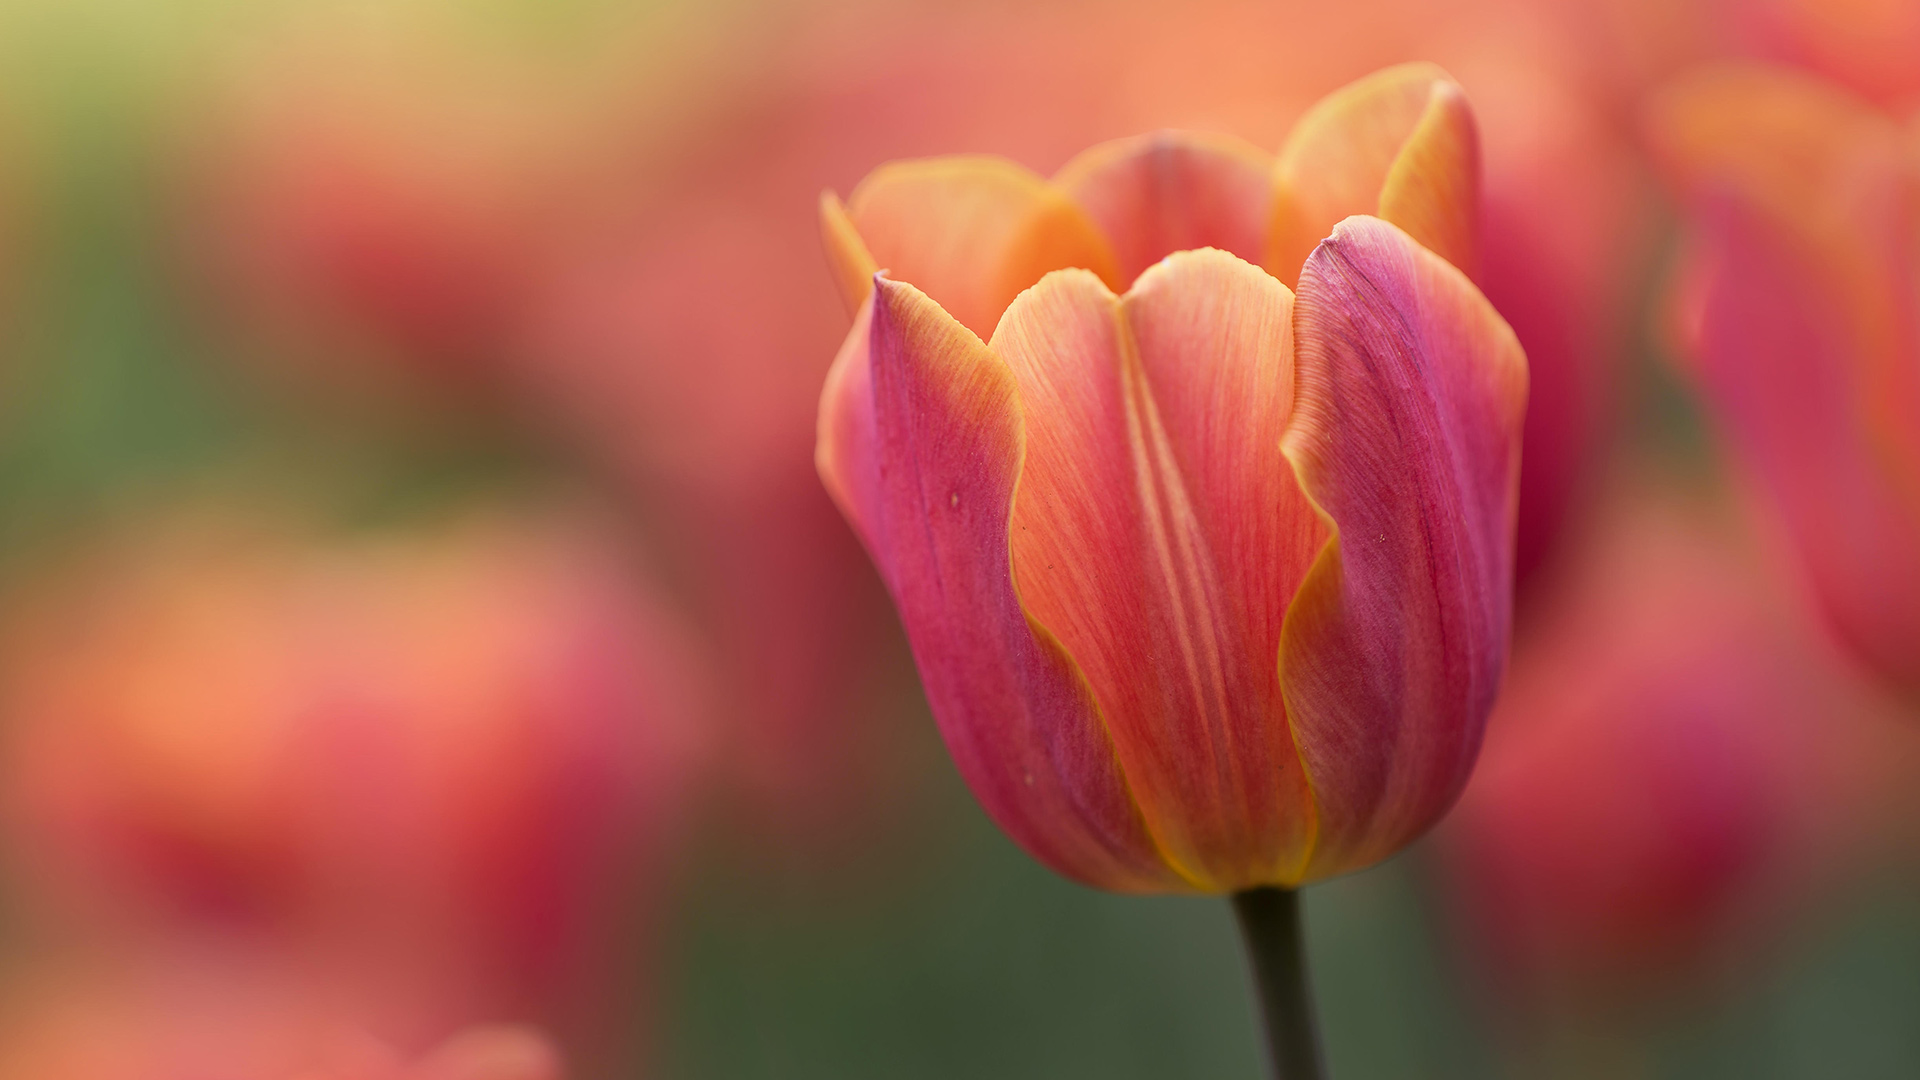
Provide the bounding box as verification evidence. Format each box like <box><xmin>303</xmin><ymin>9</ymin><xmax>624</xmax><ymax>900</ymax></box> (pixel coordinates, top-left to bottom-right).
<box><xmin>1053</xmin><ymin>131</ymin><xmax>1274</xmax><ymax>285</ymax></box>
<box><xmin>816</xmin><ymin>276</ymin><xmax>1184</xmax><ymax>892</ymax></box>
<box><xmin>1283</xmin><ymin>216</ymin><xmax>1527</xmax><ymax>881</ymax></box>
<box><xmin>820</xmin><ymin>190</ymin><xmax>880</xmax><ymax>320</ymax></box>
<box><xmin>993</xmin><ymin>250</ymin><xmax>1326</xmax><ymax>890</ymax></box>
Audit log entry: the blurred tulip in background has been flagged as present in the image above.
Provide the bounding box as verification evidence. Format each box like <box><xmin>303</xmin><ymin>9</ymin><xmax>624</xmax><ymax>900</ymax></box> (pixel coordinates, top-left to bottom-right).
<box><xmin>1647</xmin><ymin>62</ymin><xmax>1920</xmax><ymax>695</ymax></box>
<box><xmin>1439</xmin><ymin>488</ymin><xmax>1920</xmax><ymax>1063</ymax></box>
<box><xmin>0</xmin><ymin>508</ymin><xmax>701</xmax><ymax>1067</ymax></box>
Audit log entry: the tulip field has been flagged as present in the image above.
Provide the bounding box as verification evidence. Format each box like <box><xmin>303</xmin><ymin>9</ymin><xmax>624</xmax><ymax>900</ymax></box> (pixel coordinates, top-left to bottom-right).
<box><xmin>0</xmin><ymin>0</ymin><xmax>1917</xmax><ymax>1077</ymax></box>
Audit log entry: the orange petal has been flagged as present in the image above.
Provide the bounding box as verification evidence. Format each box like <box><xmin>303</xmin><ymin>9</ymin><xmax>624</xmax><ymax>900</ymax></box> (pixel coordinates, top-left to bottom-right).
<box><xmin>993</xmin><ymin>251</ymin><xmax>1327</xmax><ymax>890</ymax></box>
<box><xmin>1053</xmin><ymin>130</ymin><xmax>1274</xmax><ymax>284</ymax></box>
<box><xmin>819</xmin><ymin>190</ymin><xmax>879</xmax><ymax>319</ymax></box>
<box><xmin>1268</xmin><ymin>62</ymin><xmax>1480</xmax><ymax>286</ymax></box>
<box><xmin>1378</xmin><ymin>80</ymin><xmax>1480</xmax><ymax>280</ymax></box>
<box><xmin>843</xmin><ymin>156</ymin><xmax>1122</xmax><ymax>338</ymax></box>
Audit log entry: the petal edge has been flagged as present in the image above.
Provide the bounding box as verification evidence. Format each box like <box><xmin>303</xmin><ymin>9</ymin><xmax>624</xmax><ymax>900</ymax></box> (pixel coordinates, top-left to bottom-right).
<box><xmin>1282</xmin><ymin>216</ymin><xmax>1526</xmax><ymax>881</ymax></box>
<box><xmin>820</xmin><ymin>273</ymin><xmax>1187</xmax><ymax>891</ymax></box>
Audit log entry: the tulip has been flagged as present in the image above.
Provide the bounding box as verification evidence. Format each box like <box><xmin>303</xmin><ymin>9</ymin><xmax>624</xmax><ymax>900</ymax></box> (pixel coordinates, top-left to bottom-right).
<box><xmin>0</xmin><ymin>509</ymin><xmax>702</xmax><ymax>1068</ymax></box>
<box><xmin>816</xmin><ymin>67</ymin><xmax>1526</xmax><ymax>1075</ymax></box>
<box><xmin>507</xmin><ymin>18</ymin><xmax>1652</xmax><ymax>884</ymax></box>
<box><xmin>1645</xmin><ymin>63</ymin><xmax>1920</xmax><ymax>694</ymax></box>
<box><xmin>817</xmin><ymin>62</ymin><xmax>1525</xmax><ymax>895</ymax></box>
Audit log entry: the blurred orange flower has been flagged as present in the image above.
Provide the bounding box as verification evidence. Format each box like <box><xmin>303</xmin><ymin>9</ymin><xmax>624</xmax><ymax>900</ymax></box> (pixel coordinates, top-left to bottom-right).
<box><xmin>0</xmin><ymin>509</ymin><xmax>703</xmax><ymax>1058</ymax></box>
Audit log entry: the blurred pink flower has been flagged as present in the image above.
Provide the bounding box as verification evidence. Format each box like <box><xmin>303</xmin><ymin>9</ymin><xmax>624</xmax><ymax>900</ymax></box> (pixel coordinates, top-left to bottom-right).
<box><xmin>1646</xmin><ymin>63</ymin><xmax>1920</xmax><ymax>693</ymax></box>
<box><xmin>1437</xmin><ymin>489</ymin><xmax>1918</xmax><ymax>1018</ymax></box>
<box><xmin>0</xmin><ymin>509</ymin><xmax>702</xmax><ymax>1058</ymax></box>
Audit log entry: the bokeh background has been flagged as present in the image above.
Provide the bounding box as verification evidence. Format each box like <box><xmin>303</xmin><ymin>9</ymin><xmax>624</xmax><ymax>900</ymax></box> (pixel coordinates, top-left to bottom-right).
<box><xmin>0</xmin><ymin>0</ymin><xmax>1918</xmax><ymax>1076</ymax></box>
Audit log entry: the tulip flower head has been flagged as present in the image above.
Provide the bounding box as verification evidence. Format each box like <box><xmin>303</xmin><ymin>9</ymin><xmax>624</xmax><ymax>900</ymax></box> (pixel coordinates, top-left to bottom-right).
<box><xmin>1647</xmin><ymin>63</ymin><xmax>1920</xmax><ymax>694</ymax></box>
<box><xmin>816</xmin><ymin>64</ymin><xmax>1527</xmax><ymax>893</ymax></box>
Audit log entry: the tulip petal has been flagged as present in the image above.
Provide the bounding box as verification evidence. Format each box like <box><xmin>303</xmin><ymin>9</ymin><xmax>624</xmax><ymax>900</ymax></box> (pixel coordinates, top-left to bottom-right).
<box><xmin>1054</xmin><ymin>131</ymin><xmax>1275</xmax><ymax>284</ymax></box>
<box><xmin>1269</xmin><ymin>63</ymin><xmax>1481</xmax><ymax>285</ymax></box>
<box><xmin>1283</xmin><ymin>217</ymin><xmax>1526</xmax><ymax>880</ymax></box>
<box><xmin>816</xmin><ymin>296</ymin><xmax>882</xmax><ymax>549</ymax></box>
<box><xmin>840</xmin><ymin>156</ymin><xmax>1122</xmax><ymax>338</ymax></box>
<box><xmin>820</xmin><ymin>190</ymin><xmax>879</xmax><ymax>319</ymax></box>
<box><xmin>993</xmin><ymin>250</ymin><xmax>1327</xmax><ymax>890</ymax></box>
<box><xmin>816</xmin><ymin>274</ymin><xmax>1185</xmax><ymax>891</ymax></box>
<box><xmin>1377</xmin><ymin>81</ymin><xmax>1480</xmax><ymax>280</ymax></box>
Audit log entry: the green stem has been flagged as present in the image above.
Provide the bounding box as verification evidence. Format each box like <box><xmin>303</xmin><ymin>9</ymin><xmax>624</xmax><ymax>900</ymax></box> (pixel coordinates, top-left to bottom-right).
<box><xmin>1232</xmin><ymin>887</ymin><xmax>1328</xmax><ymax>1080</ymax></box>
